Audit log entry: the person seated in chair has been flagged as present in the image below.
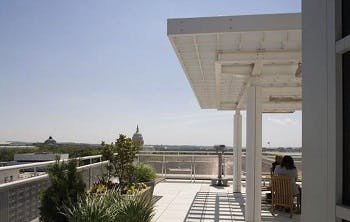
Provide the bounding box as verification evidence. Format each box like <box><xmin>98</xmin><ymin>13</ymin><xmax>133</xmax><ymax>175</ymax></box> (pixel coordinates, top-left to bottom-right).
<box><xmin>266</xmin><ymin>155</ymin><xmax>283</xmax><ymax>201</ymax></box>
<box><xmin>271</xmin><ymin>155</ymin><xmax>283</xmax><ymax>175</ymax></box>
<box><xmin>274</xmin><ymin>155</ymin><xmax>299</xmax><ymax>194</ymax></box>
<box><xmin>274</xmin><ymin>155</ymin><xmax>301</xmax><ymax>212</ymax></box>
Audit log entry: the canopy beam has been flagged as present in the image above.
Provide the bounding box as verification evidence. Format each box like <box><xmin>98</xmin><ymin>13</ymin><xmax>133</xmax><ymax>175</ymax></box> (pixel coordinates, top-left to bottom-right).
<box><xmin>217</xmin><ymin>51</ymin><xmax>301</xmax><ymax>65</ymax></box>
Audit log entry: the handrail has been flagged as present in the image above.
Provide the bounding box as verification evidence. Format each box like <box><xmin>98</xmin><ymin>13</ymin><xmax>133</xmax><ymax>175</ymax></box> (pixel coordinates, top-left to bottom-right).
<box><xmin>136</xmin><ymin>154</ymin><xmax>232</xmax><ymax>158</ymax></box>
<box><xmin>0</xmin><ymin>159</ymin><xmax>66</xmax><ymax>171</ymax></box>
<box><xmin>0</xmin><ymin>154</ymin><xmax>104</xmax><ymax>172</ymax></box>
<box><xmin>137</xmin><ymin>150</ymin><xmax>301</xmax><ymax>157</ymax></box>
<box><xmin>78</xmin><ymin>154</ymin><xmax>102</xmax><ymax>160</ymax></box>
<box><xmin>0</xmin><ymin>151</ymin><xmax>301</xmax><ymax>173</ymax></box>
<box><xmin>76</xmin><ymin>160</ymin><xmax>108</xmax><ymax>171</ymax></box>
<box><xmin>138</xmin><ymin>150</ymin><xmax>234</xmax><ymax>154</ymax></box>
<box><xmin>0</xmin><ymin>160</ymin><xmax>109</xmax><ymax>190</ymax></box>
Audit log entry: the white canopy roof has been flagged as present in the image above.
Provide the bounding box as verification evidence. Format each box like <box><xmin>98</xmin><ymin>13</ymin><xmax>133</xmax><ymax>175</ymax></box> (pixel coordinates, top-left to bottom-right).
<box><xmin>168</xmin><ymin>13</ymin><xmax>302</xmax><ymax>113</ymax></box>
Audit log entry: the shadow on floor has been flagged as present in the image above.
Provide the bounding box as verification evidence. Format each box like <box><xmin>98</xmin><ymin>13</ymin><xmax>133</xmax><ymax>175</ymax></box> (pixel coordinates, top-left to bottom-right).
<box><xmin>260</xmin><ymin>193</ymin><xmax>301</xmax><ymax>222</ymax></box>
<box><xmin>183</xmin><ymin>192</ymin><xmax>245</xmax><ymax>222</ymax></box>
<box><xmin>182</xmin><ymin>191</ymin><xmax>300</xmax><ymax>222</ymax></box>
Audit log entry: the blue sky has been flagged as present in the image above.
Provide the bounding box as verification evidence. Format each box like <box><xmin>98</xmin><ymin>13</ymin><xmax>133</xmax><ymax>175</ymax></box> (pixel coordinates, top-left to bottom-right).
<box><xmin>0</xmin><ymin>0</ymin><xmax>302</xmax><ymax>146</ymax></box>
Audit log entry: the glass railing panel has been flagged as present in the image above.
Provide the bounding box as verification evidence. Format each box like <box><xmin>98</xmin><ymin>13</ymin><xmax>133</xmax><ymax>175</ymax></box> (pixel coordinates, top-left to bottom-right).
<box><xmin>164</xmin><ymin>155</ymin><xmax>193</xmax><ymax>177</ymax></box>
<box><xmin>137</xmin><ymin>154</ymin><xmax>164</xmax><ymax>175</ymax></box>
<box><xmin>192</xmin><ymin>155</ymin><xmax>218</xmax><ymax>177</ymax></box>
<box><xmin>136</xmin><ymin>152</ymin><xmax>302</xmax><ymax>181</ymax></box>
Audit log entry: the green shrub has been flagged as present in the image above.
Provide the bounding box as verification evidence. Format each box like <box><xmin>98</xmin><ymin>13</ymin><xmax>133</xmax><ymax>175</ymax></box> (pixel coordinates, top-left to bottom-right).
<box><xmin>40</xmin><ymin>159</ymin><xmax>85</xmax><ymax>222</ymax></box>
<box><xmin>62</xmin><ymin>190</ymin><xmax>119</xmax><ymax>222</ymax></box>
<box><xmin>115</xmin><ymin>194</ymin><xmax>155</xmax><ymax>222</ymax></box>
<box><xmin>133</xmin><ymin>164</ymin><xmax>157</xmax><ymax>182</ymax></box>
<box><xmin>62</xmin><ymin>189</ymin><xmax>155</xmax><ymax>222</ymax></box>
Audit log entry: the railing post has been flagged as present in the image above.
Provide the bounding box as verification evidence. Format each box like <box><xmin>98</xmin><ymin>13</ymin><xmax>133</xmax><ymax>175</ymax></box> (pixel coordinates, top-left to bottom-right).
<box><xmin>99</xmin><ymin>156</ymin><xmax>103</xmax><ymax>172</ymax></box>
<box><xmin>161</xmin><ymin>154</ymin><xmax>164</xmax><ymax>175</ymax></box>
<box><xmin>89</xmin><ymin>158</ymin><xmax>92</xmax><ymax>189</ymax></box>
<box><xmin>223</xmin><ymin>156</ymin><xmax>226</xmax><ymax>177</ymax></box>
<box><xmin>194</xmin><ymin>154</ymin><xmax>196</xmax><ymax>181</ymax></box>
<box><xmin>34</xmin><ymin>167</ymin><xmax>37</xmax><ymax>177</ymax></box>
<box><xmin>192</xmin><ymin>152</ymin><xmax>196</xmax><ymax>182</ymax></box>
<box><xmin>163</xmin><ymin>152</ymin><xmax>166</xmax><ymax>178</ymax></box>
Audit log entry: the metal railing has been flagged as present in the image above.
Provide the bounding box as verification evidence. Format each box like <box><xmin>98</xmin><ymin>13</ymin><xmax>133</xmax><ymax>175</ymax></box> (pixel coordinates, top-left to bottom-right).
<box><xmin>136</xmin><ymin>151</ymin><xmax>235</xmax><ymax>181</ymax></box>
<box><xmin>136</xmin><ymin>150</ymin><xmax>302</xmax><ymax>181</ymax></box>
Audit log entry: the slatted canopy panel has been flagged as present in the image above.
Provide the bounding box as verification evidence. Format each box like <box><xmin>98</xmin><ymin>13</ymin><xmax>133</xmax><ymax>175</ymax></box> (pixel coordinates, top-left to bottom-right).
<box><xmin>167</xmin><ymin>13</ymin><xmax>302</xmax><ymax>113</ymax></box>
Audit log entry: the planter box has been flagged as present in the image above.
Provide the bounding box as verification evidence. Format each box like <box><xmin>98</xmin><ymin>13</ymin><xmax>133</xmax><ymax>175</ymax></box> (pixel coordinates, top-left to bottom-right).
<box><xmin>144</xmin><ymin>181</ymin><xmax>155</xmax><ymax>197</ymax></box>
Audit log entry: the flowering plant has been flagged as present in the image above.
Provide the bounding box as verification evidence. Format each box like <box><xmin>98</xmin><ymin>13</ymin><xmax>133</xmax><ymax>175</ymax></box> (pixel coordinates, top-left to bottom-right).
<box><xmin>122</xmin><ymin>182</ymin><xmax>147</xmax><ymax>195</ymax></box>
<box><xmin>89</xmin><ymin>177</ymin><xmax>118</xmax><ymax>194</ymax></box>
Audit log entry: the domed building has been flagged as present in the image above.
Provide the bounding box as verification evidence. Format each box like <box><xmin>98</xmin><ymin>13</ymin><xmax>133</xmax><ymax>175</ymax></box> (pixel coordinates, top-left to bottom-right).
<box><xmin>132</xmin><ymin>125</ymin><xmax>144</xmax><ymax>147</ymax></box>
<box><xmin>44</xmin><ymin>136</ymin><xmax>57</xmax><ymax>145</ymax></box>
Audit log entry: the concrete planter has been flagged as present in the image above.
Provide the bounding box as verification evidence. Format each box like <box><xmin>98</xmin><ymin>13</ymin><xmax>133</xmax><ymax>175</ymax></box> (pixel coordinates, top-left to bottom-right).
<box><xmin>144</xmin><ymin>181</ymin><xmax>155</xmax><ymax>197</ymax></box>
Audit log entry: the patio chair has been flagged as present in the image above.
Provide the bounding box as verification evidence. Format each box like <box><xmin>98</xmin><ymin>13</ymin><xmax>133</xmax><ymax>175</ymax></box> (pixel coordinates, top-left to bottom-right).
<box><xmin>271</xmin><ymin>175</ymin><xmax>298</xmax><ymax>218</ymax></box>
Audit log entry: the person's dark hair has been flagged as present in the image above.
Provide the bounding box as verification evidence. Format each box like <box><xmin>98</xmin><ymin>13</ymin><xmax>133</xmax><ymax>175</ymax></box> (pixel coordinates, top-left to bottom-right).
<box><xmin>280</xmin><ymin>155</ymin><xmax>296</xmax><ymax>170</ymax></box>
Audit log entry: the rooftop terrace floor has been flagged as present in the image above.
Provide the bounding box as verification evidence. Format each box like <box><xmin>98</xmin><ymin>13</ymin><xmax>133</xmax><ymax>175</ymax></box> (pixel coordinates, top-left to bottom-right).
<box><xmin>153</xmin><ymin>180</ymin><xmax>300</xmax><ymax>222</ymax></box>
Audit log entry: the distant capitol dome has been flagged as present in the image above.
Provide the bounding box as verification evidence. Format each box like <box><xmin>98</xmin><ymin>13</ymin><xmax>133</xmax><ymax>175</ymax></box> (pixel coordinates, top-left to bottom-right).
<box><xmin>132</xmin><ymin>125</ymin><xmax>144</xmax><ymax>147</ymax></box>
<box><xmin>44</xmin><ymin>136</ymin><xmax>56</xmax><ymax>145</ymax></box>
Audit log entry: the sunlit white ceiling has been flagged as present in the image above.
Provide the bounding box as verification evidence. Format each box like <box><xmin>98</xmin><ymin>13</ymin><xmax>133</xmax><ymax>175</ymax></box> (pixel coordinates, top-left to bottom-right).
<box><xmin>168</xmin><ymin>13</ymin><xmax>302</xmax><ymax>113</ymax></box>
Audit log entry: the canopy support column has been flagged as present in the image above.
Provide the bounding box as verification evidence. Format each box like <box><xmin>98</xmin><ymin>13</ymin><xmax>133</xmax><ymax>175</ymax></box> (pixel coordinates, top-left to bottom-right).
<box><xmin>233</xmin><ymin>109</ymin><xmax>242</xmax><ymax>193</ymax></box>
<box><xmin>245</xmin><ymin>85</ymin><xmax>262</xmax><ymax>222</ymax></box>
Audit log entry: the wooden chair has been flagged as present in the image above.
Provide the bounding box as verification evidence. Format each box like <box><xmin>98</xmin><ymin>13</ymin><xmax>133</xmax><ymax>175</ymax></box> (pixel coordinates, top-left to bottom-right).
<box><xmin>271</xmin><ymin>175</ymin><xmax>298</xmax><ymax>218</ymax></box>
